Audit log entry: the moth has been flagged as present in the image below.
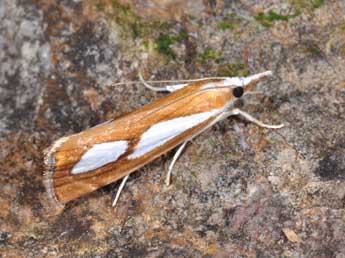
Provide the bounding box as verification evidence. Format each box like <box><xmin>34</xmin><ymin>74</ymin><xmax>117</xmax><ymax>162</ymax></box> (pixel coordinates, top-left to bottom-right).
<box><xmin>44</xmin><ymin>71</ymin><xmax>283</xmax><ymax>210</ymax></box>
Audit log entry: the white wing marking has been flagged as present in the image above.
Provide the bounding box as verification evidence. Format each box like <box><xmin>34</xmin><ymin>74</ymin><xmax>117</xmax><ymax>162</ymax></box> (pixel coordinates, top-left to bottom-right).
<box><xmin>71</xmin><ymin>140</ymin><xmax>128</xmax><ymax>174</ymax></box>
<box><xmin>128</xmin><ymin>110</ymin><xmax>220</xmax><ymax>159</ymax></box>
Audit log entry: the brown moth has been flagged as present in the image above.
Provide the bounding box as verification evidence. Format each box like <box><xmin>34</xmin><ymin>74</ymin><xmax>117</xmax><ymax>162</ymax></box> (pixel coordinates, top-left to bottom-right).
<box><xmin>44</xmin><ymin>71</ymin><xmax>283</xmax><ymax>211</ymax></box>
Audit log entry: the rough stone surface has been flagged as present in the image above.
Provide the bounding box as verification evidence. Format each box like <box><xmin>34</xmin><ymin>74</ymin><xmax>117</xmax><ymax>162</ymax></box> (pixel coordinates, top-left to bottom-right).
<box><xmin>1</xmin><ymin>0</ymin><xmax>344</xmax><ymax>257</ymax></box>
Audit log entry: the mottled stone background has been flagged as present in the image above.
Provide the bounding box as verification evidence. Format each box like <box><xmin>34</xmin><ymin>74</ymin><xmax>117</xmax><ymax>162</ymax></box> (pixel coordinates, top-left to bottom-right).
<box><xmin>1</xmin><ymin>0</ymin><xmax>345</xmax><ymax>257</ymax></box>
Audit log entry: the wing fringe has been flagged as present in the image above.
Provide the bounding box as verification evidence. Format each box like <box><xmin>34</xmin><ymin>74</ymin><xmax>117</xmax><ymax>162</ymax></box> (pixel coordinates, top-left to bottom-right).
<box><xmin>43</xmin><ymin>136</ymin><xmax>69</xmax><ymax>212</ymax></box>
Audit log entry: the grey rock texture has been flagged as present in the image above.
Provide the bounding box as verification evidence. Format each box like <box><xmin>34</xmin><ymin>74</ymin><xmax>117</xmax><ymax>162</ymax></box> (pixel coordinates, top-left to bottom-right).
<box><xmin>0</xmin><ymin>0</ymin><xmax>344</xmax><ymax>257</ymax></box>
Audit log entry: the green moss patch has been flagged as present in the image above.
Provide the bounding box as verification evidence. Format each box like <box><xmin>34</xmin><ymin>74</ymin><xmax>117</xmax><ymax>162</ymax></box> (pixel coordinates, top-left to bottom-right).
<box><xmin>155</xmin><ymin>29</ymin><xmax>189</xmax><ymax>60</ymax></box>
<box><xmin>95</xmin><ymin>1</ymin><xmax>190</xmax><ymax>60</ymax></box>
<box><xmin>290</xmin><ymin>0</ymin><xmax>324</xmax><ymax>13</ymax></box>
<box><xmin>218</xmin><ymin>13</ymin><xmax>243</xmax><ymax>31</ymax></box>
<box><xmin>198</xmin><ymin>48</ymin><xmax>220</xmax><ymax>63</ymax></box>
<box><xmin>217</xmin><ymin>63</ymin><xmax>250</xmax><ymax>77</ymax></box>
<box><xmin>254</xmin><ymin>10</ymin><xmax>290</xmax><ymax>27</ymax></box>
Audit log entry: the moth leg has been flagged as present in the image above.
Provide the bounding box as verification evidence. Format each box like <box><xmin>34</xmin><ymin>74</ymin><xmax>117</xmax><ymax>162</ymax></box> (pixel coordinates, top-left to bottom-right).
<box><xmin>230</xmin><ymin>108</ymin><xmax>284</xmax><ymax>129</ymax></box>
<box><xmin>139</xmin><ymin>73</ymin><xmax>188</xmax><ymax>92</ymax></box>
<box><xmin>166</xmin><ymin>141</ymin><xmax>188</xmax><ymax>186</ymax></box>
<box><xmin>112</xmin><ymin>174</ymin><xmax>130</xmax><ymax>207</ymax></box>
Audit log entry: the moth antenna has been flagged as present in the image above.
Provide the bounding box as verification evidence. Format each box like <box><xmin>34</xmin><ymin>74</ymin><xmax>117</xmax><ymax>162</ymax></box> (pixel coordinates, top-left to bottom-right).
<box><xmin>110</xmin><ymin>74</ymin><xmax>228</xmax><ymax>88</ymax></box>
<box><xmin>137</xmin><ymin>75</ymin><xmax>228</xmax><ymax>84</ymax></box>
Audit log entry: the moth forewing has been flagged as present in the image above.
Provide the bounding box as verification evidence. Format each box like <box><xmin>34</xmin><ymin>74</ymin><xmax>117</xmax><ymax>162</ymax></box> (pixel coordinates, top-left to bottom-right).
<box><xmin>45</xmin><ymin>79</ymin><xmax>229</xmax><ymax>207</ymax></box>
<box><xmin>44</xmin><ymin>71</ymin><xmax>278</xmax><ymax>210</ymax></box>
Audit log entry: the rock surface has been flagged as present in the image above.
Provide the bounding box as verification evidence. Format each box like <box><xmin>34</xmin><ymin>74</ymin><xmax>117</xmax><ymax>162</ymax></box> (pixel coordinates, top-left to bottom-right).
<box><xmin>0</xmin><ymin>0</ymin><xmax>344</xmax><ymax>257</ymax></box>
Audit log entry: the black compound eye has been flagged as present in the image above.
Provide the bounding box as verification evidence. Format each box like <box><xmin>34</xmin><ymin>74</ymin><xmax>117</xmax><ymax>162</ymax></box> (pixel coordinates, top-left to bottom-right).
<box><xmin>232</xmin><ymin>87</ymin><xmax>244</xmax><ymax>98</ymax></box>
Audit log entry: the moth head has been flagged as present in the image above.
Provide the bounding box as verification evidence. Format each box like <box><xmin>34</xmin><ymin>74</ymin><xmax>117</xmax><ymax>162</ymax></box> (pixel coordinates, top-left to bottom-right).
<box><xmin>227</xmin><ymin>71</ymin><xmax>273</xmax><ymax>99</ymax></box>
